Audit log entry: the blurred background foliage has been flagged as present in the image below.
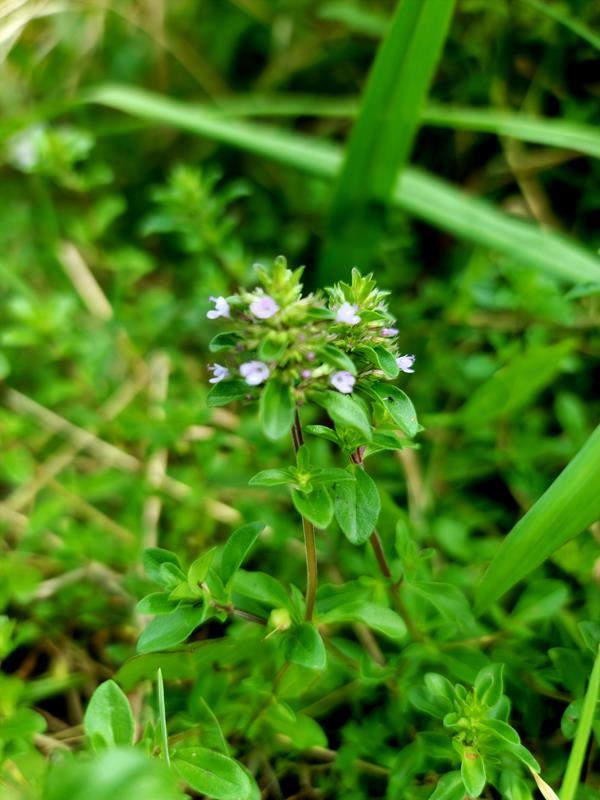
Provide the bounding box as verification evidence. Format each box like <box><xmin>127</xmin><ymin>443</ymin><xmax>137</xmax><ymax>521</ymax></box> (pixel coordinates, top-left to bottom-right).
<box><xmin>0</xmin><ymin>0</ymin><xmax>599</xmax><ymax>797</ymax></box>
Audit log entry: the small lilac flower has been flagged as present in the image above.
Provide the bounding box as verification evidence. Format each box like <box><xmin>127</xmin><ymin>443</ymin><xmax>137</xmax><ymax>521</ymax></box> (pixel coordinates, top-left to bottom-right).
<box><xmin>240</xmin><ymin>360</ymin><xmax>270</xmax><ymax>386</ymax></box>
<box><xmin>397</xmin><ymin>354</ymin><xmax>416</xmax><ymax>373</ymax></box>
<box><xmin>382</xmin><ymin>327</ymin><xmax>399</xmax><ymax>337</ymax></box>
<box><xmin>301</xmin><ymin>369</ymin><xmax>312</xmax><ymax>379</ymax></box>
<box><xmin>250</xmin><ymin>295</ymin><xmax>279</xmax><ymax>319</ymax></box>
<box><xmin>208</xmin><ymin>363</ymin><xmax>229</xmax><ymax>384</ymax></box>
<box><xmin>330</xmin><ymin>370</ymin><xmax>356</xmax><ymax>394</ymax></box>
<box><xmin>207</xmin><ymin>296</ymin><xmax>230</xmax><ymax>319</ymax></box>
<box><xmin>306</xmin><ymin>351</ymin><xmax>315</xmax><ymax>362</ymax></box>
<box><xmin>336</xmin><ymin>302</ymin><xmax>361</xmax><ymax>325</ymax></box>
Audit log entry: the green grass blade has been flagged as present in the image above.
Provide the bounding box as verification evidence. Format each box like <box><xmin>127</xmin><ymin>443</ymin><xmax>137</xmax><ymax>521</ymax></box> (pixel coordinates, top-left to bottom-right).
<box><xmin>210</xmin><ymin>97</ymin><xmax>600</xmax><ymax>160</ymax></box>
<box><xmin>521</xmin><ymin>0</ymin><xmax>600</xmax><ymax>51</ymax></box>
<box><xmin>157</xmin><ymin>668</ymin><xmax>170</xmax><ymax>767</ymax></box>
<box><xmin>475</xmin><ymin>425</ymin><xmax>600</xmax><ymax>615</ymax></box>
<box><xmin>423</xmin><ymin>105</ymin><xmax>600</xmax><ymax>159</ymax></box>
<box><xmin>319</xmin><ymin>0</ymin><xmax>456</xmax><ymax>283</ymax></box>
<box><xmin>560</xmin><ymin>644</ymin><xmax>600</xmax><ymax>800</ymax></box>
<box><xmin>78</xmin><ymin>85</ymin><xmax>600</xmax><ymax>284</ymax></box>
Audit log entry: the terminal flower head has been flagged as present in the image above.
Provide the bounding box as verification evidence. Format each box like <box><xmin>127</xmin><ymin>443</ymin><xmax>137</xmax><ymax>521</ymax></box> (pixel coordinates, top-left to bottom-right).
<box><xmin>207</xmin><ymin>295</ymin><xmax>230</xmax><ymax>319</ymax></box>
<box><xmin>208</xmin><ymin>363</ymin><xmax>229</xmax><ymax>384</ymax></box>
<box><xmin>397</xmin><ymin>354</ymin><xmax>416</xmax><ymax>373</ymax></box>
<box><xmin>250</xmin><ymin>295</ymin><xmax>279</xmax><ymax>319</ymax></box>
<box><xmin>330</xmin><ymin>370</ymin><xmax>355</xmax><ymax>394</ymax></box>
<box><xmin>336</xmin><ymin>302</ymin><xmax>361</xmax><ymax>325</ymax></box>
<box><xmin>240</xmin><ymin>360</ymin><xmax>270</xmax><ymax>386</ymax></box>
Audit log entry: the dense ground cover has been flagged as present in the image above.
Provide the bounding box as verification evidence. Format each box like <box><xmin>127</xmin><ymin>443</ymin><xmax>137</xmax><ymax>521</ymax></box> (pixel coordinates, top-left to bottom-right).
<box><xmin>1</xmin><ymin>1</ymin><xmax>599</xmax><ymax>798</ymax></box>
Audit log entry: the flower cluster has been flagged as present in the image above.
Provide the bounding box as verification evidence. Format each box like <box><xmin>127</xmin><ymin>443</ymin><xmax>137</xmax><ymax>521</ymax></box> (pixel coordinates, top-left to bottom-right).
<box><xmin>205</xmin><ymin>258</ymin><xmax>415</xmax><ymax>405</ymax></box>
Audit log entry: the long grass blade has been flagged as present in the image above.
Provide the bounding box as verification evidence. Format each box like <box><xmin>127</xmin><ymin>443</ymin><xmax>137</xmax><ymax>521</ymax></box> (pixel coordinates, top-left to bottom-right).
<box><xmin>475</xmin><ymin>425</ymin><xmax>600</xmax><ymax>614</ymax></box>
<box><xmin>78</xmin><ymin>85</ymin><xmax>600</xmax><ymax>285</ymax></box>
<box><xmin>319</xmin><ymin>0</ymin><xmax>456</xmax><ymax>283</ymax></box>
<box><xmin>560</xmin><ymin>644</ymin><xmax>600</xmax><ymax>800</ymax></box>
<box><xmin>520</xmin><ymin>0</ymin><xmax>600</xmax><ymax>52</ymax></box>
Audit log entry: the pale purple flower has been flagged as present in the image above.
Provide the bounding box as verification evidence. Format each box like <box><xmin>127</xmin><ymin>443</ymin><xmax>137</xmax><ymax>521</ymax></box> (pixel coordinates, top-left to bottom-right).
<box><xmin>250</xmin><ymin>295</ymin><xmax>279</xmax><ymax>319</ymax></box>
<box><xmin>330</xmin><ymin>370</ymin><xmax>356</xmax><ymax>394</ymax></box>
<box><xmin>336</xmin><ymin>302</ymin><xmax>361</xmax><ymax>325</ymax></box>
<box><xmin>207</xmin><ymin>296</ymin><xmax>230</xmax><ymax>319</ymax></box>
<box><xmin>382</xmin><ymin>327</ymin><xmax>399</xmax><ymax>337</ymax></box>
<box><xmin>208</xmin><ymin>363</ymin><xmax>229</xmax><ymax>384</ymax></box>
<box><xmin>306</xmin><ymin>351</ymin><xmax>315</xmax><ymax>362</ymax></box>
<box><xmin>240</xmin><ymin>360</ymin><xmax>270</xmax><ymax>386</ymax></box>
<box><xmin>397</xmin><ymin>354</ymin><xmax>416</xmax><ymax>373</ymax></box>
<box><xmin>301</xmin><ymin>369</ymin><xmax>312</xmax><ymax>379</ymax></box>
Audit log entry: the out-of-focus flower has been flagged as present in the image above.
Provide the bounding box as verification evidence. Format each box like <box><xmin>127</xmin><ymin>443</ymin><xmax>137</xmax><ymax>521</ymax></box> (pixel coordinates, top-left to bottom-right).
<box><xmin>240</xmin><ymin>360</ymin><xmax>270</xmax><ymax>386</ymax></box>
<box><xmin>208</xmin><ymin>364</ymin><xmax>229</xmax><ymax>383</ymax></box>
<box><xmin>330</xmin><ymin>370</ymin><xmax>356</xmax><ymax>394</ymax></box>
<box><xmin>397</xmin><ymin>354</ymin><xmax>416</xmax><ymax>373</ymax></box>
<box><xmin>306</xmin><ymin>351</ymin><xmax>315</xmax><ymax>362</ymax></box>
<box><xmin>335</xmin><ymin>302</ymin><xmax>361</xmax><ymax>325</ymax></box>
<box><xmin>250</xmin><ymin>295</ymin><xmax>279</xmax><ymax>319</ymax></box>
<box><xmin>381</xmin><ymin>327</ymin><xmax>399</xmax><ymax>337</ymax></box>
<box><xmin>301</xmin><ymin>369</ymin><xmax>312</xmax><ymax>379</ymax></box>
<box><xmin>207</xmin><ymin>296</ymin><xmax>230</xmax><ymax>319</ymax></box>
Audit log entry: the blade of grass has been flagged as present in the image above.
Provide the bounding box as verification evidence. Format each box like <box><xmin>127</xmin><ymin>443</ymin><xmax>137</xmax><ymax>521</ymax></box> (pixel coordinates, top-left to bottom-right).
<box><xmin>423</xmin><ymin>105</ymin><xmax>600</xmax><ymax>159</ymax></box>
<box><xmin>520</xmin><ymin>0</ymin><xmax>600</xmax><ymax>52</ymax></box>
<box><xmin>318</xmin><ymin>0</ymin><xmax>456</xmax><ymax>283</ymax></box>
<box><xmin>475</xmin><ymin>425</ymin><xmax>600</xmax><ymax>614</ymax></box>
<box><xmin>72</xmin><ymin>85</ymin><xmax>600</xmax><ymax>285</ymax></box>
<box><xmin>157</xmin><ymin>668</ymin><xmax>170</xmax><ymax>767</ymax></box>
<box><xmin>560</xmin><ymin>644</ymin><xmax>600</xmax><ymax>800</ymax></box>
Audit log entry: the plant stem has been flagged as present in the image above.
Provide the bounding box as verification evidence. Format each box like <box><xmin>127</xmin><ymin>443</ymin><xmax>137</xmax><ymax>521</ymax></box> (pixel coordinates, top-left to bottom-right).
<box><xmin>560</xmin><ymin>643</ymin><xmax>600</xmax><ymax>800</ymax></box>
<box><xmin>352</xmin><ymin>448</ymin><xmax>422</xmax><ymax>641</ymax></box>
<box><xmin>292</xmin><ymin>410</ymin><xmax>318</xmax><ymax>621</ymax></box>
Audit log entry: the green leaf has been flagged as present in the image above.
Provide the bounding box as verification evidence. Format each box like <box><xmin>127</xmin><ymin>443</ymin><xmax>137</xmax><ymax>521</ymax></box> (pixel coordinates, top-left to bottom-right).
<box><xmin>321</xmin><ymin>601</ymin><xmax>406</xmax><ymax>640</ymax></box>
<box><xmin>264</xmin><ymin>702</ymin><xmax>328</xmax><ymax>749</ymax></box>
<box><xmin>360</xmin><ymin>345</ymin><xmax>399</xmax><ymax>378</ymax></box>
<box><xmin>259</xmin><ymin>380</ymin><xmax>295</xmax><ymax>440</ymax></box>
<box><xmin>319</xmin><ymin>344</ymin><xmax>357</xmax><ymax>374</ymax></box>
<box><xmin>207</xmin><ymin>379</ymin><xmax>249</xmax><ymax>407</ymax></box>
<box><xmin>258</xmin><ymin>337</ymin><xmax>287</xmax><ymax>361</ymax></box>
<box><xmin>220</xmin><ymin>522</ymin><xmax>266</xmax><ymax>586</ymax></box>
<box><xmin>369</xmin><ymin>382</ymin><xmax>419</xmax><ymax>437</ymax></box>
<box><xmin>209</xmin><ymin>331</ymin><xmax>242</xmax><ymax>353</ymax></box>
<box><xmin>142</xmin><ymin>548</ymin><xmax>182</xmax><ymax>585</ymax></box>
<box><xmin>248</xmin><ymin>468</ymin><xmax>296</xmax><ymax>487</ymax></box>
<box><xmin>283</xmin><ymin>623</ymin><xmax>327</xmax><ymax>670</ymax></box>
<box><xmin>0</xmin><ymin>708</ymin><xmax>46</xmax><ymax>741</ymax></box>
<box><xmin>474</xmin><ymin>663</ymin><xmax>504</xmax><ymax>708</ymax></box>
<box><xmin>579</xmin><ymin>621</ymin><xmax>600</xmax><ymax>654</ymax></box>
<box><xmin>44</xmin><ymin>747</ymin><xmax>184</xmax><ymax>800</ymax></box>
<box><xmin>318</xmin><ymin>0</ymin><xmax>457</xmax><ymax>279</ymax></box>
<box><xmin>172</xmin><ymin>747</ymin><xmax>253</xmax><ymax>800</ymax></box>
<box><xmin>428</xmin><ymin>771</ymin><xmax>465</xmax><ymax>800</ymax></box>
<box><xmin>461</xmin><ymin>751</ymin><xmax>486</xmax><ymax>797</ymax></box>
<box><xmin>315</xmin><ymin>390</ymin><xmax>372</xmax><ymax>441</ymax></box>
<box><xmin>84</xmin><ymin>86</ymin><xmax>600</xmax><ymax>287</ymax></box>
<box><xmin>309</xmin><ymin>467</ymin><xmax>356</xmax><ymax>486</ymax></box>
<box><xmin>475</xmin><ymin>425</ymin><xmax>600</xmax><ymax>613</ymax></box>
<box><xmin>187</xmin><ymin>548</ymin><xmax>217</xmax><ymax>592</ymax></box>
<box><xmin>292</xmin><ymin>486</ymin><xmax>334</xmax><ymax>529</ymax></box>
<box><xmin>333</xmin><ymin>466</ymin><xmax>380</xmax><ymax>545</ymax></box>
<box><xmin>135</xmin><ymin>593</ymin><xmax>178</xmax><ymax>615</ymax></box>
<box><xmin>83</xmin><ymin>680</ymin><xmax>135</xmax><ymax>749</ymax></box>
<box><xmin>232</xmin><ymin>570</ymin><xmax>292</xmax><ymax>611</ymax></box>
<box><xmin>137</xmin><ymin>605</ymin><xmax>206</xmax><ymax>654</ymax></box>
<box><xmin>304</xmin><ymin>424</ymin><xmax>341</xmax><ymax>445</ymax></box>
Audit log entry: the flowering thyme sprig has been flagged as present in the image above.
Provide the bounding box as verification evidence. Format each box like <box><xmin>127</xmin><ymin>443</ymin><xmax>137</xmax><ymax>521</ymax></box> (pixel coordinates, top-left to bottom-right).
<box><xmin>205</xmin><ymin>257</ymin><xmax>419</xmax><ymax>445</ymax></box>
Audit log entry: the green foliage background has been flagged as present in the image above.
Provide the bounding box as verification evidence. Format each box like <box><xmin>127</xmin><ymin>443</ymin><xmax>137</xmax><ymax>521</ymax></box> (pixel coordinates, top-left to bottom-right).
<box><xmin>0</xmin><ymin>0</ymin><xmax>599</xmax><ymax>798</ymax></box>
